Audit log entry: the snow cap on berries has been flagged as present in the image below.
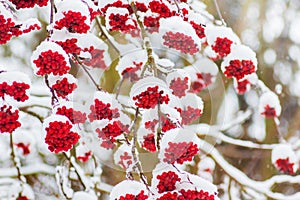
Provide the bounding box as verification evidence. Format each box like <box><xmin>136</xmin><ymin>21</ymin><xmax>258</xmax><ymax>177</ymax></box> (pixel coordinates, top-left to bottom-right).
<box><xmin>93</xmin><ymin>113</ymin><xmax>130</xmax><ymax>149</ymax></box>
<box><xmin>151</xmin><ymin>163</ymin><xmax>182</xmax><ymax>194</ymax></box>
<box><xmin>8</xmin><ymin>0</ymin><xmax>49</xmax><ymax>9</ymax></box>
<box><xmin>185</xmin><ymin>57</ymin><xmax>218</xmax><ymax>93</ymax></box>
<box><xmin>88</xmin><ymin>91</ymin><xmax>122</xmax><ymax>123</ymax></box>
<box><xmin>54</xmin><ymin>101</ymin><xmax>86</xmax><ymax>124</ymax></box>
<box><xmin>43</xmin><ymin>115</ymin><xmax>80</xmax><ymax>153</ymax></box>
<box><xmin>0</xmin><ymin>102</ymin><xmax>21</xmax><ymax>134</ymax></box>
<box><xmin>205</xmin><ymin>24</ymin><xmax>240</xmax><ymax>58</ymax></box>
<box><xmin>221</xmin><ymin>45</ymin><xmax>257</xmax><ymax>80</ymax></box>
<box><xmin>166</xmin><ymin>69</ymin><xmax>191</xmax><ymax>98</ymax></box>
<box><xmin>159</xmin><ymin>128</ymin><xmax>199</xmax><ymax>164</ymax></box>
<box><xmin>137</xmin><ymin>126</ymin><xmax>157</xmax><ymax>152</ymax></box>
<box><xmin>0</xmin><ymin>71</ymin><xmax>31</xmax><ymax>102</ymax></box>
<box><xmin>48</xmin><ymin>74</ymin><xmax>77</xmax><ymax>99</ymax></box>
<box><xmin>271</xmin><ymin>144</ymin><xmax>298</xmax><ymax>175</ymax></box>
<box><xmin>197</xmin><ymin>156</ymin><xmax>215</xmax><ymax>182</ymax></box>
<box><xmin>259</xmin><ymin>91</ymin><xmax>281</xmax><ymax>118</ymax></box>
<box><xmin>114</xmin><ymin>144</ymin><xmax>134</xmax><ymax>171</ymax></box>
<box><xmin>159</xmin><ymin>16</ymin><xmax>201</xmax><ymax>55</ymax></box>
<box><xmin>76</xmin><ymin>142</ymin><xmax>92</xmax><ymax>163</ymax></box>
<box><xmin>105</xmin><ymin>7</ymin><xmax>139</xmax><ymax>36</ymax></box>
<box><xmin>233</xmin><ymin>74</ymin><xmax>258</xmax><ymax>94</ymax></box>
<box><xmin>73</xmin><ymin>191</ymin><xmax>97</xmax><ymax>200</ymax></box>
<box><xmin>110</xmin><ymin>180</ymin><xmax>149</xmax><ymax>200</ymax></box>
<box><xmin>130</xmin><ymin>77</ymin><xmax>171</xmax><ymax>109</ymax></box>
<box><xmin>176</xmin><ymin>93</ymin><xmax>203</xmax><ymax>125</ymax></box>
<box><xmin>116</xmin><ymin>49</ymin><xmax>147</xmax><ymax>82</ymax></box>
<box><xmin>54</xmin><ymin>0</ymin><xmax>91</xmax><ymax>33</ymax></box>
<box><xmin>177</xmin><ymin>173</ymin><xmax>219</xmax><ymax>199</ymax></box>
<box><xmin>31</xmin><ymin>41</ymin><xmax>71</xmax><ymax>76</ymax></box>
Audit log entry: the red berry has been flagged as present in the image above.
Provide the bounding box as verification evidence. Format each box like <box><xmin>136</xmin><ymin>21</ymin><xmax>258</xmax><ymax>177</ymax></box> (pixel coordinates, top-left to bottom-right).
<box><xmin>223</xmin><ymin>59</ymin><xmax>255</xmax><ymax>80</ymax></box>
<box><xmin>133</xmin><ymin>86</ymin><xmax>169</xmax><ymax>109</ymax></box>
<box><xmin>0</xmin><ymin>105</ymin><xmax>21</xmax><ymax>133</ymax></box>
<box><xmin>275</xmin><ymin>158</ymin><xmax>295</xmax><ymax>175</ymax></box>
<box><xmin>156</xmin><ymin>171</ymin><xmax>181</xmax><ymax>193</ymax></box>
<box><xmin>211</xmin><ymin>37</ymin><xmax>233</xmax><ymax>57</ymax></box>
<box><xmin>45</xmin><ymin>121</ymin><xmax>80</xmax><ymax>153</ymax></box>
<box><xmin>163</xmin><ymin>31</ymin><xmax>199</xmax><ymax>55</ymax></box>
<box><xmin>163</xmin><ymin>142</ymin><xmax>198</xmax><ymax>164</ymax></box>
<box><xmin>88</xmin><ymin>99</ymin><xmax>120</xmax><ymax>122</ymax></box>
<box><xmin>33</xmin><ymin>50</ymin><xmax>70</xmax><ymax>76</ymax></box>
<box><xmin>54</xmin><ymin>11</ymin><xmax>90</xmax><ymax>33</ymax></box>
<box><xmin>52</xmin><ymin>78</ymin><xmax>77</xmax><ymax>98</ymax></box>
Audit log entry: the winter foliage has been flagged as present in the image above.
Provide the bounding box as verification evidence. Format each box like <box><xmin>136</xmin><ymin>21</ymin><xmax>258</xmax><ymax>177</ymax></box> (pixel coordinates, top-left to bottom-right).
<box><xmin>0</xmin><ymin>0</ymin><xmax>300</xmax><ymax>199</ymax></box>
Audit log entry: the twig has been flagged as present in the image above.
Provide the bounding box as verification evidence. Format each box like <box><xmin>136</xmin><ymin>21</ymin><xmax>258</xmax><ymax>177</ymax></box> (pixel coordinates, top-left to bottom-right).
<box><xmin>130</xmin><ymin>2</ymin><xmax>158</xmax><ymax>76</ymax></box>
<box><xmin>63</xmin><ymin>153</ymin><xmax>87</xmax><ymax>190</ymax></box>
<box><xmin>95</xmin><ymin>17</ymin><xmax>120</xmax><ymax>55</ymax></box>
<box><xmin>19</xmin><ymin>107</ymin><xmax>44</xmax><ymax>123</ymax></box>
<box><xmin>173</xmin><ymin>0</ymin><xmax>181</xmax><ymax>13</ymax></box>
<box><xmin>156</xmin><ymin>103</ymin><xmax>162</xmax><ymax>150</ymax></box>
<box><xmin>10</xmin><ymin>133</ymin><xmax>24</xmax><ymax>198</ymax></box>
<box><xmin>213</xmin><ymin>0</ymin><xmax>227</xmax><ymax>26</ymax></box>
<box><xmin>74</xmin><ymin>55</ymin><xmax>102</xmax><ymax>91</ymax></box>
<box><xmin>48</xmin><ymin>0</ymin><xmax>56</xmax><ymax>37</ymax></box>
<box><xmin>44</xmin><ymin>74</ymin><xmax>58</xmax><ymax>105</ymax></box>
<box><xmin>115</xmin><ymin>78</ymin><xmax>124</xmax><ymax>100</ymax></box>
<box><xmin>199</xmin><ymin>138</ymin><xmax>300</xmax><ymax>199</ymax></box>
<box><xmin>130</xmin><ymin>108</ymin><xmax>152</xmax><ymax>192</ymax></box>
<box><xmin>10</xmin><ymin>133</ymin><xmax>22</xmax><ymax>181</ymax></box>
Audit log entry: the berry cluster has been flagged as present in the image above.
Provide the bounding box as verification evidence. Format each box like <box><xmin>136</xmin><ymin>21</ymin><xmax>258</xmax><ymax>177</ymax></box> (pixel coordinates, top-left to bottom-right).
<box><xmin>15</xmin><ymin>142</ymin><xmax>30</xmax><ymax>156</ymax></box>
<box><xmin>176</xmin><ymin>106</ymin><xmax>202</xmax><ymax>125</ymax></box>
<box><xmin>275</xmin><ymin>158</ymin><xmax>295</xmax><ymax>175</ymax></box>
<box><xmin>96</xmin><ymin>121</ymin><xmax>129</xmax><ymax>149</ymax></box>
<box><xmin>33</xmin><ymin>50</ymin><xmax>70</xmax><ymax>76</ymax></box>
<box><xmin>163</xmin><ymin>31</ymin><xmax>199</xmax><ymax>55</ymax></box>
<box><xmin>261</xmin><ymin>105</ymin><xmax>277</xmax><ymax>118</ymax></box>
<box><xmin>156</xmin><ymin>171</ymin><xmax>181</xmax><ymax>193</ymax></box>
<box><xmin>56</xmin><ymin>106</ymin><xmax>86</xmax><ymax>124</ymax></box>
<box><xmin>77</xmin><ymin>151</ymin><xmax>92</xmax><ymax>163</ymax></box>
<box><xmin>133</xmin><ymin>86</ymin><xmax>170</xmax><ymax>109</ymax></box>
<box><xmin>145</xmin><ymin>120</ymin><xmax>159</xmax><ymax>132</ymax></box>
<box><xmin>156</xmin><ymin>189</ymin><xmax>216</xmax><ymax>200</ymax></box>
<box><xmin>83</xmin><ymin>49</ymin><xmax>108</xmax><ymax>69</ymax></box>
<box><xmin>54</xmin><ymin>11</ymin><xmax>90</xmax><ymax>33</ymax></box>
<box><xmin>118</xmin><ymin>191</ymin><xmax>148</xmax><ymax>200</ymax></box>
<box><xmin>88</xmin><ymin>99</ymin><xmax>120</xmax><ymax>122</ymax></box>
<box><xmin>163</xmin><ymin>142</ymin><xmax>199</xmax><ymax>164</ymax></box>
<box><xmin>169</xmin><ymin>77</ymin><xmax>189</xmax><ymax>98</ymax></box>
<box><xmin>149</xmin><ymin>1</ymin><xmax>175</xmax><ymax>18</ymax></box>
<box><xmin>8</xmin><ymin>0</ymin><xmax>49</xmax><ymax>9</ymax></box>
<box><xmin>211</xmin><ymin>37</ymin><xmax>233</xmax><ymax>57</ymax></box>
<box><xmin>0</xmin><ymin>81</ymin><xmax>30</xmax><ymax>102</ymax></box>
<box><xmin>0</xmin><ymin>105</ymin><xmax>21</xmax><ymax>133</ymax></box>
<box><xmin>142</xmin><ymin>133</ymin><xmax>156</xmax><ymax>152</ymax></box>
<box><xmin>0</xmin><ymin>15</ymin><xmax>21</xmax><ymax>44</ymax></box>
<box><xmin>117</xmin><ymin>151</ymin><xmax>133</xmax><ymax>169</ymax></box>
<box><xmin>180</xmin><ymin>189</ymin><xmax>216</xmax><ymax>200</ymax></box>
<box><xmin>223</xmin><ymin>60</ymin><xmax>255</xmax><ymax>80</ymax></box>
<box><xmin>52</xmin><ymin>77</ymin><xmax>77</xmax><ymax>98</ymax></box>
<box><xmin>121</xmin><ymin>62</ymin><xmax>143</xmax><ymax>82</ymax></box>
<box><xmin>45</xmin><ymin>120</ymin><xmax>80</xmax><ymax>153</ymax></box>
<box><xmin>161</xmin><ymin>115</ymin><xmax>177</xmax><ymax>132</ymax></box>
<box><xmin>190</xmin><ymin>21</ymin><xmax>206</xmax><ymax>39</ymax></box>
<box><xmin>108</xmin><ymin>12</ymin><xmax>138</xmax><ymax>35</ymax></box>
<box><xmin>56</xmin><ymin>38</ymin><xmax>81</xmax><ymax>54</ymax></box>
<box><xmin>236</xmin><ymin>79</ymin><xmax>251</xmax><ymax>94</ymax></box>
